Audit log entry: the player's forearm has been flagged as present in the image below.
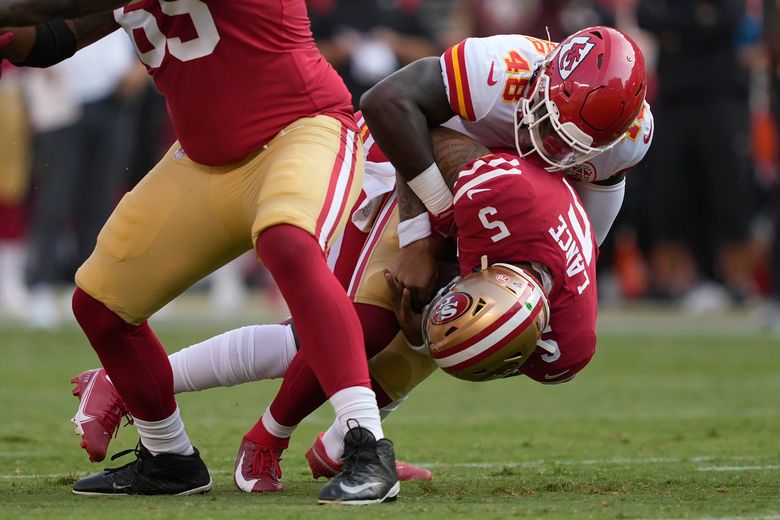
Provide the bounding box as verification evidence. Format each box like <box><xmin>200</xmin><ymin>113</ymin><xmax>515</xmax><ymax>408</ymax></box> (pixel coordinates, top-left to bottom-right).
<box><xmin>0</xmin><ymin>0</ymin><xmax>125</xmax><ymax>26</ymax></box>
<box><xmin>360</xmin><ymin>57</ymin><xmax>453</xmax><ymax>182</ymax></box>
<box><xmin>397</xmin><ymin>173</ymin><xmax>428</xmax><ymax>223</ymax></box>
<box><xmin>1</xmin><ymin>12</ymin><xmax>116</xmax><ymax>65</ymax></box>
<box><xmin>66</xmin><ymin>11</ymin><xmax>119</xmax><ymax>50</ymax></box>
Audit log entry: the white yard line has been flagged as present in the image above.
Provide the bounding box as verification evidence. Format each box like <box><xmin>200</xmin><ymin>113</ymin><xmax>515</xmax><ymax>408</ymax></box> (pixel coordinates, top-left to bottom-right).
<box><xmin>697</xmin><ymin>464</ymin><xmax>780</xmax><ymax>472</ymax></box>
<box><xmin>2</xmin><ymin>455</ymin><xmax>776</xmax><ymax>480</ymax></box>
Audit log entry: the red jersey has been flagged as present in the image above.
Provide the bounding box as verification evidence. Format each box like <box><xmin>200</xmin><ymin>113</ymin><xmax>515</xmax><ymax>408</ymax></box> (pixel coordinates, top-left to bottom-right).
<box><xmin>453</xmin><ymin>153</ymin><xmax>598</xmax><ymax>383</ymax></box>
<box><xmin>114</xmin><ymin>0</ymin><xmax>355</xmax><ymax>166</ymax></box>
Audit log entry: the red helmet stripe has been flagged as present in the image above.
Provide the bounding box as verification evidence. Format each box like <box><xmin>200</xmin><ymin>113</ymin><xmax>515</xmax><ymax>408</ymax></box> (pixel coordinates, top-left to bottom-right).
<box><xmin>441</xmin><ymin>298</ymin><xmax>545</xmax><ymax>373</ymax></box>
<box><xmin>432</xmin><ymin>291</ymin><xmax>544</xmax><ymax>364</ymax></box>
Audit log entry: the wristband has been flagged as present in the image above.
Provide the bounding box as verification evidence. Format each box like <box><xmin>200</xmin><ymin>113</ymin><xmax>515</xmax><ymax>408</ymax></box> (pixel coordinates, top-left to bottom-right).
<box><xmin>407</xmin><ymin>163</ymin><xmax>453</xmax><ymax>215</ymax></box>
<box><xmin>397</xmin><ymin>213</ymin><xmax>431</xmax><ymax>247</ymax></box>
<box><xmin>15</xmin><ymin>20</ymin><xmax>77</xmax><ymax>68</ymax></box>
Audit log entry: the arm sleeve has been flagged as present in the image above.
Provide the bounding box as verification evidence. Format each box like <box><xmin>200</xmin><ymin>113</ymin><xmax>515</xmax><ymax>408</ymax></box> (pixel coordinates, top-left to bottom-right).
<box><xmin>571</xmin><ymin>178</ymin><xmax>626</xmax><ymax>246</ymax></box>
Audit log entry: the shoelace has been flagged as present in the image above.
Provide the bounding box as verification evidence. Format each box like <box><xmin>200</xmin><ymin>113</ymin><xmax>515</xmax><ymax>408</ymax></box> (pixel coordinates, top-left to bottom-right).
<box><xmin>340</xmin><ymin>423</ymin><xmax>375</xmax><ymax>479</ymax></box>
<box><xmin>250</xmin><ymin>446</ymin><xmax>281</xmax><ymax>479</ymax></box>
<box><xmin>99</xmin><ymin>393</ymin><xmax>134</xmax><ymax>438</ymax></box>
<box><xmin>109</xmin><ymin>441</ymin><xmax>143</xmax><ymax>464</ymax></box>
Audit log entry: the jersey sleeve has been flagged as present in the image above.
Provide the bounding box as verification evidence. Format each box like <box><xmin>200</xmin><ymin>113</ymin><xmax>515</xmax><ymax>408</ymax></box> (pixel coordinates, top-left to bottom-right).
<box><xmin>573</xmin><ymin>101</ymin><xmax>654</xmax><ymax>182</ymax></box>
<box><xmin>440</xmin><ymin>37</ymin><xmax>504</xmax><ymax>122</ymax></box>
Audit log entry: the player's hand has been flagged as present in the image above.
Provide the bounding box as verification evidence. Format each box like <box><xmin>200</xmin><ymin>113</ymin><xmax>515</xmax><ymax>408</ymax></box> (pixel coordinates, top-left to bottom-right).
<box><xmin>0</xmin><ymin>31</ymin><xmax>15</xmax><ymax>80</ymax></box>
<box><xmin>384</xmin><ymin>269</ymin><xmax>424</xmax><ymax>348</ymax></box>
<box><xmin>390</xmin><ymin>237</ymin><xmax>438</xmax><ymax>309</ymax></box>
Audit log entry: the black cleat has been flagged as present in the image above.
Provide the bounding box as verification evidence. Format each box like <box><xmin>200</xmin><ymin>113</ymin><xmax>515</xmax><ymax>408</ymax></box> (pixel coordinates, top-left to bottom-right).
<box><xmin>72</xmin><ymin>442</ymin><xmax>212</xmax><ymax>496</ymax></box>
<box><xmin>318</xmin><ymin>424</ymin><xmax>399</xmax><ymax>505</ymax></box>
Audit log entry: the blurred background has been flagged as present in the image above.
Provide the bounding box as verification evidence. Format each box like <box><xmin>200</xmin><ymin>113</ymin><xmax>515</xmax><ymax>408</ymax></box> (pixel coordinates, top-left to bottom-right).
<box><xmin>0</xmin><ymin>0</ymin><xmax>778</xmax><ymax>333</ymax></box>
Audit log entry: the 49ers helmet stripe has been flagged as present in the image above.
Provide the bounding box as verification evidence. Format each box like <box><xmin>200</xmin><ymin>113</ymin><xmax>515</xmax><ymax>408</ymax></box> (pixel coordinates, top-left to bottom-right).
<box><xmin>430</xmin><ymin>280</ymin><xmax>542</xmax><ymax>360</ymax></box>
<box><xmin>435</xmin><ymin>296</ymin><xmax>545</xmax><ymax>370</ymax></box>
<box><xmin>424</xmin><ymin>263</ymin><xmax>550</xmax><ymax>382</ymax></box>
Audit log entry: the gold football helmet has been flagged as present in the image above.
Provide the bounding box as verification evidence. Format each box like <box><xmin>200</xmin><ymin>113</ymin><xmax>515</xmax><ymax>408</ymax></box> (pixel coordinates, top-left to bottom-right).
<box><xmin>422</xmin><ymin>263</ymin><xmax>550</xmax><ymax>382</ymax></box>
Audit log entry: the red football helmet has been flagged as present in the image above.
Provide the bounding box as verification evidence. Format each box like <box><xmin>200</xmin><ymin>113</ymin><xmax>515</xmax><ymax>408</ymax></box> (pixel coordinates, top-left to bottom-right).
<box><xmin>515</xmin><ymin>26</ymin><xmax>647</xmax><ymax>171</ymax></box>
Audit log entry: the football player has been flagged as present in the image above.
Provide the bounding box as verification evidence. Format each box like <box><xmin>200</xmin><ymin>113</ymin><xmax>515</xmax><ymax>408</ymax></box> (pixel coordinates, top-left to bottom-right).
<box><xmin>361</xmin><ymin>25</ymin><xmax>652</xmax><ymax>305</ymax></box>
<box><xmin>70</xmin><ymin>126</ymin><xmax>599</xmax><ymax>493</ymax></box>
<box><xmin>0</xmin><ymin>0</ymin><xmax>398</xmax><ymax>503</ymax></box>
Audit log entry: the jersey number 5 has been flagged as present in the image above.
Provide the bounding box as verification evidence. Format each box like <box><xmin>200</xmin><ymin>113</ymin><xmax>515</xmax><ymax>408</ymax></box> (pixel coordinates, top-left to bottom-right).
<box><xmin>114</xmin><ymin>0</ymin><xmax>220</xmax><ymax>68</ymax></box>
<box><xmin>478</xmin><ymin>207</ymin><xmax>511</xmax><ymax>242</ymax></box>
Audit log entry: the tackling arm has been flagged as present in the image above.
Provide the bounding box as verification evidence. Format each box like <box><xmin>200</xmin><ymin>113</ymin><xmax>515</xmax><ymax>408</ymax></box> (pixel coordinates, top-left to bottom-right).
<box><xmin>392</xmin><ymin>127</ymin><xmax>490</xmax><ymax>306</ymax></box>
<box><xmin>0</xmin><ymin>11</ymin><xmax>118</xmax><ymax>65</ymax></box>
<box><xmin>0</xmin><ymin>0</ymin><xmax>127</xmax><ymax>26</ymax></box>
<box><xmin>361</xmin><ymin>57</ymin><xmax>456</xmax><ymax>220</ymax></box>
<box><xmin>397</xmin><ymin>127</ymin><xmax>492</xmax><ymax>223</ymax></box>
<box><xmin>360</xmin><ymin>57</ymin><xmax>454</xmax><ymax>182</ymax></box>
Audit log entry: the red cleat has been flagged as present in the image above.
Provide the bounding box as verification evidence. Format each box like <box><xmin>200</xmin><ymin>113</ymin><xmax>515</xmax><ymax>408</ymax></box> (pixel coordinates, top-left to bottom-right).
<box><xmin>70</xmin><ymin>368</ymin><xmax>132</xmax><ymax>463</ymax></box>
<box><xmin>233</xmin><ymin>438</ymin><xmax>284</xmax><ymax>493</ymax></box>
<box><xmin>306</xmin><ymin>432</ymin><xmax>432</xmax><ymax>481</ymax></box>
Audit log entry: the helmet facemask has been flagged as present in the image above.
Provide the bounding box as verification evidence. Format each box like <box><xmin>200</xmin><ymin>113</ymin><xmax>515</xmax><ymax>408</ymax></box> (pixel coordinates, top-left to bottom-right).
<box><xmin>514</xmin><ymin>66</ymin><xmax>619</xmax><ymax>172</ymax></box>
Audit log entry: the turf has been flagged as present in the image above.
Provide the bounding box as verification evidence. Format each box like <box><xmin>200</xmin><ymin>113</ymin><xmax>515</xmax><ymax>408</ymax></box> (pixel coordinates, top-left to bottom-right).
<box><xmin>1</xmin><ymin>306</ymin><xmax>779</xmax><ymax>519</ymax></box>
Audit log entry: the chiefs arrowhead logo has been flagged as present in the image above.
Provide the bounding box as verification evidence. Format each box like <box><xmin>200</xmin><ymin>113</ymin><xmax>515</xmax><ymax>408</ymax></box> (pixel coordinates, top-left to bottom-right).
<box><xmin>557</xmin><ymin>36</ymin><xmax>595</xmax><ymax>80</ymax></box>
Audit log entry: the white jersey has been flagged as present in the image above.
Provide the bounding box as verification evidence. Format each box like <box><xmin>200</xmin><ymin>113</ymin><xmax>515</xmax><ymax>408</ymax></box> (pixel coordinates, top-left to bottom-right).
<box><xmin>440</xmin><ymin>34</ymin><xmax>654</xmax><ymax>182</ymax></box>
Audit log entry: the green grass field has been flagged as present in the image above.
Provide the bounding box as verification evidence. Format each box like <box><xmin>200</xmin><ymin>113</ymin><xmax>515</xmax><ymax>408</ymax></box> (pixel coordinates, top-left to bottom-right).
<box><xmin>1</xmin><ymin>304</ymin><xmax>779</xmax><ymax>519</ymax></box>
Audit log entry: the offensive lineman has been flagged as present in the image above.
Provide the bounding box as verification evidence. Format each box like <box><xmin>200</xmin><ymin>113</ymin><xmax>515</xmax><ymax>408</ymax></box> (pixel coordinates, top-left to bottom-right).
<box><xmin>0</xmin><ymin>0</ymin><xmax>398</xmax><ymax>503</ymax></box>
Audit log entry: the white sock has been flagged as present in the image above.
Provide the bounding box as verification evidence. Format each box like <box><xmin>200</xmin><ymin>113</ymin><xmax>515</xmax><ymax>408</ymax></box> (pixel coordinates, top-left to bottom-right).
<box><xmin>169</xmin><ymin>324</ymin><xmax>297</xmax><ymax>393</ymax></box>
<box><xmin>321</xmin><ymin>419</ymin><xmax>345</xmax><ymax>461</ymax></box>
<box><xmin>260</xmin><ymin>407</ymin><xmax>297</xmax><ymax>439</ymax></box>
<box><xmin>134</xmin><ymin>406</ymin><xmax>195</xmax><ymax>456</ymax></box>
<box><xmin>322</xmin><ymin>394</ymin><xmax>407</xmax><ymax>461</ymax></box>
<box><xmin>329</xmin><ymin>386</ymin><xmax>384</xmax><ymax>441</ymax></box>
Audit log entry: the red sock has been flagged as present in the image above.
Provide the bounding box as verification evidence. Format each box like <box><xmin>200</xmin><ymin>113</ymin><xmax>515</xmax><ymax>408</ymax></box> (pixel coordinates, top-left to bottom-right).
<box><xmin>261</xmin><ymin>303</ymin><xmax>398</xmax><ymax>429</ymax></box>
<box><xmin>72</xmin><ymin>288</ymin><xmax>176</xmax><ymax>421</ymax></box>
<box><xmin>257</xmin><ymin>225</ymin><xmax>369</xmax><ymax>395</ymax></box>
<box><xmin>244</xmin><ymin>420</ymin><xmax>290</xmax><ymax>450</ymax></box>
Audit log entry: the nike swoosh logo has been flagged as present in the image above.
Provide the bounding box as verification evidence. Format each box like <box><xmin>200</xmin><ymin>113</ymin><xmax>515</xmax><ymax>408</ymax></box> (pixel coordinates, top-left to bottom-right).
<box><xmin>112</xmin><ymin>482</ymin><xmax>131</xmax><ymax>491</ymax></box>
<box><xmin>234</xmin><ymin>452</ymin><xmax>260</xmax><ymax>491</ymax></box>
<box><xmin>643</xmin><ymin>119</ymin><xmax>653</xmax><ymax>144</ymax></box>
<box><xmin>339</xmin><ymin>481</ymin><xmax>383</xmax><ymax>494</ymax></box>
<box><xmin>71</xmin><ymin>372</ymin><xmax>99</xmax><ymax>434</ymax></box>
<box><xmin>544</xmin><ymin>369</ymin><xmax>570</xmax><ymax>380</ymax></box>
<box><xmin>487</xmin><ymin>61</ymin><xmax>497</xmax><ymax>86</ymax></box>
<box><xmin>467</xmin><ymin>188</ymin><xmax>490</xmax><ymax>200</ymax></box>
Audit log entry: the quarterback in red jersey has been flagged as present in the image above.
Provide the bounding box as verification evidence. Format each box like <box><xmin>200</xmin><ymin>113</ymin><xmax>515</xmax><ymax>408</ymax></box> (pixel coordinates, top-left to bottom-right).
<box><xmin>0</xmin><ymin>0</ymin><xmax>397</xmax><ymax>503</ymax></box>
<box><xmin>69</xmin><ymin>127</ymin><xmax>599</xmax><ymax>490</ymax></box>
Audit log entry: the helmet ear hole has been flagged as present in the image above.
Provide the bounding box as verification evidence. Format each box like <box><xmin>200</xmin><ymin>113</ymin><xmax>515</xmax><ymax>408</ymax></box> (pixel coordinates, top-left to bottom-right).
<box><xmin>504</xmin><ymin>351</ymin><xmax>525</xmax><ymax>363</ymax></box>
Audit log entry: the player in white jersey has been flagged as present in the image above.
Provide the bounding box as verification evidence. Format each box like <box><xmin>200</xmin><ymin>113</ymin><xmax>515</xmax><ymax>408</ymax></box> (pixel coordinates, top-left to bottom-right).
<box><xmin>360</xmin><ymin>25</ymin><xmax>653</xmax><ymax>305</ymax></box>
